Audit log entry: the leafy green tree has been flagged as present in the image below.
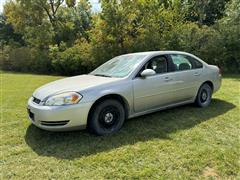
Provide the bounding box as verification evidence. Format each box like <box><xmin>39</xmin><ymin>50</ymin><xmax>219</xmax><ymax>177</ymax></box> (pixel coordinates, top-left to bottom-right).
<box><xmin>18</xmin><ymin>0</ymin><xmax>65</xmax><ymax>26</ymax></box>
<box><xmin>4</xmin><ymin>0</ymin><xmax>54</xmax><ymax>48</ymax></box>
<box><xmin>4</xmin><ymin>0</ymin><xmax>92</xmax><ymax>47</ymax></box>
<box><xmin>219</xmin><ymin>0</ymin><xmax>240</xmax><ymax>25</ymax></box>
<box><xmin>90</xmin><ymin>0</ymin><xmax>142</xmax><ymax>63</ymax></box>
<box><xmin>66</xmin><ymin>0</ymin><xmax>76</xmax><ymax>7</ymax></box>
<box><xmin>56</xmin><ymin>0</ymin><xmax>92</xmax><ymax>45</ymax></box>
<box><xmin>183</xmin><ymin>0</ymin><xmax>229</xmax><ymax>25</ymax></box>
<box><xmin>0</xmin><ymin>14</ymin><xmax>24</xmax><ymax>48</ymax></box>
<box><xmin>91</xmin><ymin>0</ymin><xmax>184</xmax><ymax>64</ymax></box>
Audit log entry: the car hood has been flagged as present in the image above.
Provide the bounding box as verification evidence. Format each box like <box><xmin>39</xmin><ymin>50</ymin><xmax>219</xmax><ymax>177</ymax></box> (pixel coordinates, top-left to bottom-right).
<box><xmin>33</xmin><ymin>74</ymin><xmax>120</xmax><ymax>100</ymax></box>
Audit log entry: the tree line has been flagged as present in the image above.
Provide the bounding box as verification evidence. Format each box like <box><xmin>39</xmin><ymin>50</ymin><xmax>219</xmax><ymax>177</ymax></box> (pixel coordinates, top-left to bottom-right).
<box><xmin>0</xmin><ymin>0</ymin><xmax>239</xmax><ymax>75</ymax></box>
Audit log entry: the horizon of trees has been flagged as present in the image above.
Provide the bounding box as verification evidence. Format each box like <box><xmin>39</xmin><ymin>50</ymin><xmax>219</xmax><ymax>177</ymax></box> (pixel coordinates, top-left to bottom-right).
<box><xmin>0</xmin><ymin>0</ymin><xmax>239</xmax><ymax>75</ymax></box>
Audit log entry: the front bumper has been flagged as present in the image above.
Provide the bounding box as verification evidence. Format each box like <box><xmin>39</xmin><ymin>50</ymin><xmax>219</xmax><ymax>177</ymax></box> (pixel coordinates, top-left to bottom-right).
<box><xmin>27</xmin><ymin>97</ymin><xmax>92</xmax><ymax>131</ymax></box>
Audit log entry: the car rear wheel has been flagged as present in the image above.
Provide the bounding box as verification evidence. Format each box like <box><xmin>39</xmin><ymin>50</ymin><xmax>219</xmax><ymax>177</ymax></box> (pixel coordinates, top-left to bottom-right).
<box><xmin>195</xmin><ymin>83</ymin><xmax>213</xmax><ymax>107</ymax></box>
<box><xmin>88</xmin><ymin>99</ymin><xmax>125</xmax><ymax>135</ymax></box>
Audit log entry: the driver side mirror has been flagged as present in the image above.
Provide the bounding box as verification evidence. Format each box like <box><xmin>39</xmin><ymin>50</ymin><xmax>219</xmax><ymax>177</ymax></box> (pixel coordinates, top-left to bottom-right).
<box><xmin>140</xmin><ymin>69</ymin><xmax>156</xmax><ymax>77</ymax></box>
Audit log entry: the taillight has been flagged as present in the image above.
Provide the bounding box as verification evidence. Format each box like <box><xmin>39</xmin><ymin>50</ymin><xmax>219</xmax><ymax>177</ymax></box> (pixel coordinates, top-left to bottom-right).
<box><xmin>218</xmin><ymin>66</ymin><xmax>221</xmax><ymax>76</ymax></box>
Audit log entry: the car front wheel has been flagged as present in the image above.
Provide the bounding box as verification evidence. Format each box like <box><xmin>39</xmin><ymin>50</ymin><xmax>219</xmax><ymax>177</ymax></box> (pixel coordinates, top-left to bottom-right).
<box><xmin>195</xmin><ymin>83</ymin><xmax>213</xmax><ymax>107</ymax></box>
<box><xmin>88</xmin><ymin>99</ymin><xmax>125</xmax><ymax>135</ymax></box>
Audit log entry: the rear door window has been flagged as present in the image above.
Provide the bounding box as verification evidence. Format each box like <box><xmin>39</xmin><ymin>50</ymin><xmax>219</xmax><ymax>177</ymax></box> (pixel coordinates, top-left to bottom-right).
<box><xmin>170</xmin><ymin>54</ymin><xmax>203</xmax><ymax>71</ymax></box>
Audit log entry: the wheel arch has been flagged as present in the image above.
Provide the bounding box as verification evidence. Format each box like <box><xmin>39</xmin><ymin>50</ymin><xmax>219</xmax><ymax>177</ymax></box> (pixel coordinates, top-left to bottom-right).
<box><xmin>202</xmin><ymin>80</ymin><xmax>214</xmax><ymax>91</ymax></box>
<box><xmin>87</xmin><ymin>94</ymin><xmax>130</xmax><ymax>127</ymax></box>
<box><xmin>195</xmin><ymin>80</ymin><xmax>214</xmax><ymax>101</ymax></box>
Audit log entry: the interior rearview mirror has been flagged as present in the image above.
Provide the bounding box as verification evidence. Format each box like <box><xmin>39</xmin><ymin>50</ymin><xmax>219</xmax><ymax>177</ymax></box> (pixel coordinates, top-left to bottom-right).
<box><xmin>141</xmin><ymin>69</ymin><xmax>156</xmax><ymax>77</ymax></box>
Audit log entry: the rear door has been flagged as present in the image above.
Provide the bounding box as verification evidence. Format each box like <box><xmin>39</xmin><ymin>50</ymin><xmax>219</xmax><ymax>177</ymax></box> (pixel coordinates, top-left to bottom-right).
<box><xmin>167</xmin><ymin>54</ymin><xmax>203</xmax><ymax>103</ymax></box>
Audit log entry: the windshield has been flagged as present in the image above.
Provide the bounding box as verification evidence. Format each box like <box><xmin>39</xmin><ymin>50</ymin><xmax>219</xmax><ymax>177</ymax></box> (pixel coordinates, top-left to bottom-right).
<box><xmin>90</xmin><ymin>54</ymin><xmax>146</xmax><ymax>78</ymax></box>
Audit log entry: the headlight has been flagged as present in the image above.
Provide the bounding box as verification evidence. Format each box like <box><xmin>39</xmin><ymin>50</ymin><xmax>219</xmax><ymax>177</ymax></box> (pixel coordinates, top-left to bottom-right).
<box><xmin>44</xmin><ymin>92</ymin><xmax>82</xmax><ymax>106</ymax></box>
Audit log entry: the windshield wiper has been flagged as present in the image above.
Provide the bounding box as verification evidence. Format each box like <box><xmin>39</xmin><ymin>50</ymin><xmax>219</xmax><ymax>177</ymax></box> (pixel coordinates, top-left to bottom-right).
<box><xmin>92</xmin><ymin>74</ymin><xmax>113</xmax><ymax>78</ymax></box>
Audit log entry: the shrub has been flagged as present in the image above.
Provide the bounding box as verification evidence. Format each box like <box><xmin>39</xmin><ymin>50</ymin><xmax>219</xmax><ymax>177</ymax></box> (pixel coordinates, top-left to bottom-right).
<box><xmin>162</xmin><ymin>23</ymin><xmax>238</xmax><ymax>72</ymax></box>
<box><xmin>50</xmin><ymin>40</ymin><xmax>94</xmax><ymax>75</ymax></box>
<box><xmin>0</xmin><ymin>46</ymin><xmax>52</xmax><ymax>73</ymax></box>
<box><xmin>215</xmin><ymin>25</ymin><xmax>240</xmax><ymax>73</ymax></box>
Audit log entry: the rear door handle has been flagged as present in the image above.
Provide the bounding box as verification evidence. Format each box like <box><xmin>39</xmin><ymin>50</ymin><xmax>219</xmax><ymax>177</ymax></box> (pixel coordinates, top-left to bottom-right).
<box><xmin>164</xmin><ymin>77</ymin><xmax>172</xmax><ymax>82</ymax></box>
<box><xmin>194</xmin><ymin>72</ymin><xmax>200</xmax><ymax>76</ymax></box>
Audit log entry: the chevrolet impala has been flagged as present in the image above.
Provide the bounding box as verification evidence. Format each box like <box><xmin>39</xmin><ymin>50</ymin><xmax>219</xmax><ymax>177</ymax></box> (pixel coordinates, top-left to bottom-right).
<box><xmin>27</xmin><ymin>51</ymin><xmax>221</xmax><ymax>135</ymax></box>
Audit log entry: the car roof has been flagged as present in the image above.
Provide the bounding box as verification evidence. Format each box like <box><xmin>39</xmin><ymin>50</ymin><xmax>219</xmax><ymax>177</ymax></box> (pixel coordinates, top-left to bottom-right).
<box><xmin>123</xmin><ymin>51</ymin><xmax>194</xmax><ymax>56</ymax></box>
<box><xmin>120</xmin><ymin>51</ymin><xmax>206</xmax><ymax>65</ymax></box>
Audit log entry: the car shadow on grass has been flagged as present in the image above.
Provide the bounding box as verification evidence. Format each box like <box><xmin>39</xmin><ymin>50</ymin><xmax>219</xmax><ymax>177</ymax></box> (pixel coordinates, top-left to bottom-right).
<box><xmin>25</xmin><ymin>99</ymin><xmax>235</xmax><ymax>159</ymax></box>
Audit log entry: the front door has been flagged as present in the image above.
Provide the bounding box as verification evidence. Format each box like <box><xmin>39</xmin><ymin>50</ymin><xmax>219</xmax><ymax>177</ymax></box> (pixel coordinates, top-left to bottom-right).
<box><xmin>133</xmin><ymin>55</ymin><xmax>175</xmax><ymax>113</ymax></box>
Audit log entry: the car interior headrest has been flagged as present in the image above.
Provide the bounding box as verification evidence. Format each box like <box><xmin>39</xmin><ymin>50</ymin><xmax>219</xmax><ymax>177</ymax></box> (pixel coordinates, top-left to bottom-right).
<box><xmin>179</xmin><ymin>63</ymin><xmax>191</xmax><ymax>70</ymax></box>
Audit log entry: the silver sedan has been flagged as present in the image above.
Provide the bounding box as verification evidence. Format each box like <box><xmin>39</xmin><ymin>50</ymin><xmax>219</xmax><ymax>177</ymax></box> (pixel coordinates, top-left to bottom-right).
<box><xmin>27</xmin><ymin>51</ymin><xmax>222</xmax><ymax>135</ymax></box>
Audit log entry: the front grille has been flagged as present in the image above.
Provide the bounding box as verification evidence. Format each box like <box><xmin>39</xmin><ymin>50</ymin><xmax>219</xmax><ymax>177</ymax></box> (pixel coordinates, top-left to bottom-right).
<box><xmin>40</xmin><ymin>120</ymin><xmax>69</xmax><ymax>126</ymax></box>
<box><xmin>33</xmin><ymin>97</ymin><xmax>41</xmax><ymax>104</ymax></box>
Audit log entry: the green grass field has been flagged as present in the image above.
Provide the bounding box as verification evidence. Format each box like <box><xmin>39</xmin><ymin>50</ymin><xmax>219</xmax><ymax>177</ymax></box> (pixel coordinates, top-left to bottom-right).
<box><xmin>1</xmin><ymin>72</ymin><xmax>240</xmax><ymax>179</ymax></box>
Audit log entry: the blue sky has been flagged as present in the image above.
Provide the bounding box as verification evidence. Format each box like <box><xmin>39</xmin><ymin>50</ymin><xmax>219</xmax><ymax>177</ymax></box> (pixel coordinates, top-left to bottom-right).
<box><xmin>0</xmin><ymin>0</ymin><xmax>100</xmax><ymax>13</ymax></box>
<box><xmin>0</xmin><ymin>0</ymin><xmax>5</xmax><ymax>13</ymax></box>
<box><xmin>90</xmin><ymin>0</ymin><xmax>101</xmax><ymax>12</ymax></box>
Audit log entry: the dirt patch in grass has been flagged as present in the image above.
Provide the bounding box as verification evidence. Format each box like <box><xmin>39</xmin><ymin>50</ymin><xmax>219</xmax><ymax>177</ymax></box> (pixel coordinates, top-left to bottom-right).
<box><xmin>202</xmin><ymin>167</ymin><xmax>220</xmax><ymax>179</ymax></box>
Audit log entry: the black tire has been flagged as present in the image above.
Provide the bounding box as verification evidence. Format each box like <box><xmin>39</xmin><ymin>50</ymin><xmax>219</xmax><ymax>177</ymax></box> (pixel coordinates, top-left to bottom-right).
<box><xmin>88</xmin><ymin>99</ymin><xmax>125</xmax><ymax>135</ymax></box>
<box><xmin>195</xmin><ymin>83</ymin><xmax>213</xmax><ymax>107</ymax></box>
